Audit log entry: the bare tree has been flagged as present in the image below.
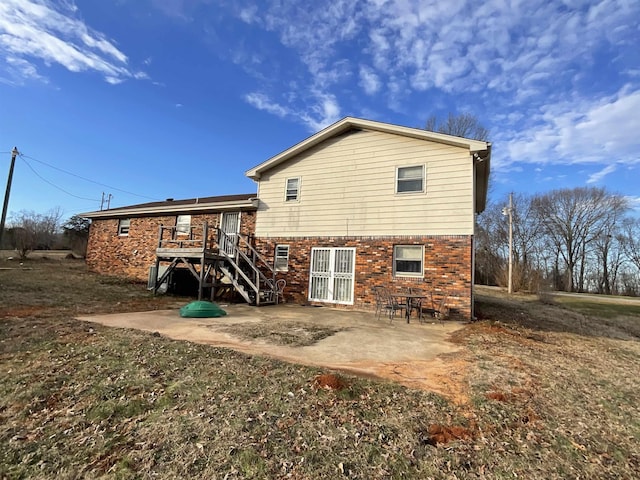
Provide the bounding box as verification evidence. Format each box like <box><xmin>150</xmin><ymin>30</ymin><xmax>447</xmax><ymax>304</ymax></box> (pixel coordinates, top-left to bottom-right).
<box><xmin>425</xmin><ymin>113</ymin><xmax>490</xmax><ymax>141</ymax></box>
<box><xmin>8</xmin><ymin>208</ymin><xmax>64</xmax><ymax>259</ymax></box>
<box><xmin>621</xmin><ymin>217</ymin><xmax>640</xmax><ymax>274</ymax></box>
<box><xmin>591</xmin><ymin>196</ymin><xmax>628</xmax><ymax>294</ymax></box>
<box><xmin>532</xmin><ymin>187</ymin><xmax>626</xmax><ymax>292</ymax></box>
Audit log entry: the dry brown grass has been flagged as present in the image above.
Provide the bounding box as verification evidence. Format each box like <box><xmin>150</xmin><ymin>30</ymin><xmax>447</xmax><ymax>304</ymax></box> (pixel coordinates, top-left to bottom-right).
<box><xmin>1</xmin><ymin>260</ymin><xmax>639</xmax><ymax>478</ymax></box>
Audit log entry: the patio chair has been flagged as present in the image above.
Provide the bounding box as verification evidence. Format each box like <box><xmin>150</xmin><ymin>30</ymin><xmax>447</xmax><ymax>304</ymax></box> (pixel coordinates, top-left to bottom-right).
<box><xmin>408</xmin><ymin>287</ymin><xmax>425</xmax><ymax>323</ymax></box>
<box><xmin>383</xmin><ymin>288</ymin><xmax>406</xmax><ymax>323</ymax></box>
<box><xmin>372</xmin><ymin>286</ymin><xmax>385</xmax><ymax>320</ymax></box>
<box><xmin>275</xmin><ymin>279</ymin><xmax>286</xmax><ymax>304</ymax></box>
<box><xmin>432</xmin><ymin>293</ymin><xmax>449</xmax><ymax>324</ymax></box>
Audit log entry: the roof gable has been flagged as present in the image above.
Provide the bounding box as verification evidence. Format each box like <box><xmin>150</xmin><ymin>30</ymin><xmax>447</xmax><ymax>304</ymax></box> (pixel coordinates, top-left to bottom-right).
<box><xmin>245</xmin><ymin>117</ymin><xmax>491</xmax><ymax>180</ymax></box>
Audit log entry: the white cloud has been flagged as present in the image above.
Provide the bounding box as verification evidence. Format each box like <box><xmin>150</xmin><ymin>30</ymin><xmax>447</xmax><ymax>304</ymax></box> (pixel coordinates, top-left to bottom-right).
<box><xmin>359</xmin><ymin>65</ymin><xmax>381</xmax><ymax>95</ymax></box>
<box><xmin>244</xmin><ymin>92</ymin><xmax>290</xmax><ymax>118</ymax></box>
<box><xmin>0</xmin><ymin>0</ymin><xmax>146</xmax><ymax>84</ymax></box>
<box><xmin>587</xmin><ymin>164</ymin><xmax>617</xmax><ymax>184</ymax></box>
<box><xmin>624</xmin><ymin>196</ymin><xmax>640</xmax><ymax>210</ymax></box>
<box><xmin>244</xmin><ymin>91</ymin><xmax>340</xmax><ymax>132</ymax></box>
<box><xmin>211</xmin><ymin>0</ymin><xmax>640</xmax><ymax>143</ymax></box>
<box><xmin>498</xmin><ymin>87</ymin><xmax>640</xmax><ymax>169</ymax></box>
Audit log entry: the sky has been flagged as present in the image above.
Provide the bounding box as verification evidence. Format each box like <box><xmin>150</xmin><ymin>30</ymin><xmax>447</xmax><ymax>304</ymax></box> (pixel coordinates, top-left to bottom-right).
<box><xmin>0</xmin><ymin>0</ymin><xmax>639</xmax><ymax>222</ymax></box>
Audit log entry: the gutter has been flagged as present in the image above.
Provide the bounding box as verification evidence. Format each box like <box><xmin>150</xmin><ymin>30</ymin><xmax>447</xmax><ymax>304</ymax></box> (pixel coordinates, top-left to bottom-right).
<box><xmin>80</xmin><ymin>199</ymin><xmax>258</xmax><ymax>219</ymax></box>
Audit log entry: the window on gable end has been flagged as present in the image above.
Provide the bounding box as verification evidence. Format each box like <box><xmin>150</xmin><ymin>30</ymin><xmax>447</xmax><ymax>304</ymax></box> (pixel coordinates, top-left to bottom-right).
<box><xmin>285</xmin><ymin>177</ymin><xmax>300</xmax><ymax>202</ymax></box>
<box><xmin>275</xmin><ymin>245</ymin><xmax>289</xmax><ymax>272</ymax></box>
<box><xmin>396</xmin><ymin>165</ymin><xmax>425</xmax><ymax>193</ymax></box>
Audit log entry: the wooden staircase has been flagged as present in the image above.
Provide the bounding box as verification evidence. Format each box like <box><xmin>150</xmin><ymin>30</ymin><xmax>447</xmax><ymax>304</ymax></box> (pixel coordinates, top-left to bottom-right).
<box><xmin>152</xmin><ymin>222</ymin><xmax>280</xmax><ymax>305</ymax></box>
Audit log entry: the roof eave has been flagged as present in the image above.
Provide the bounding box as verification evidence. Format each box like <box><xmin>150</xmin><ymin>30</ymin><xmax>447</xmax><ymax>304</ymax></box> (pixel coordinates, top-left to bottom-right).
<box><xmin>80</xmin><ymin>198</ymin><xmax>259</xmax><ymax>219</ymax></box>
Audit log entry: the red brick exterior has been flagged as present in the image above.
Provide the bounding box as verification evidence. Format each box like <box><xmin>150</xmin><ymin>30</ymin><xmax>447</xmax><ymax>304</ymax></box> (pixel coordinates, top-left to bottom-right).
<box><xmin>86</xmin><ymin>211</ymin><xmax>256</xmax><ymax>281</ymax></box>
<box><xmin>86</xmin><ymin>212</ymin><xmax>473</xmax><ymax>319</ymax></box>
<box><xmin>254</xmin><ymin>235</ymin><xmax>473</xmax><ymax>319</ymax></box>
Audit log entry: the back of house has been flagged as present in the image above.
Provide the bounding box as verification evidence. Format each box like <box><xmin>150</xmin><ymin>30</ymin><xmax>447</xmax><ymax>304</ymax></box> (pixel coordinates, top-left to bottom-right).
<box><xmin>81</xmin><ymin>117</ymin><xmax>491</xmax><ymax>319</ymax></box>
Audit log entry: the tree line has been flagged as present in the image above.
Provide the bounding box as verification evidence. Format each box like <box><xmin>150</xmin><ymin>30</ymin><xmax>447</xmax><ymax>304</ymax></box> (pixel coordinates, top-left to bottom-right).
<box><xmin>0</xmin><ymin>209</ymin><xmax>90</xmax><ymax>259</ymax></box>
<box><xmin>476</xmin><ymin>186</ymin><xmax>640</xmax><ymax>296</ymax></box>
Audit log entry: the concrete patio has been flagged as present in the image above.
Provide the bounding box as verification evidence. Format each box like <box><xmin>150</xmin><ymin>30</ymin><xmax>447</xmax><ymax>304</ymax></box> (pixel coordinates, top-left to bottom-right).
<box><xmin>78</xmin><ymin>303</ymin><xmax>467</xmax><ymax>393</ymax></box>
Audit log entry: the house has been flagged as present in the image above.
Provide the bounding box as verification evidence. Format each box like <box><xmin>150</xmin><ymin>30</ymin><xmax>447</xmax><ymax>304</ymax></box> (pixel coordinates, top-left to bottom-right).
<box><xmin>82</xmin><ymin>117</ymin><xmax>491</xmax><ymax>319</ymax></box>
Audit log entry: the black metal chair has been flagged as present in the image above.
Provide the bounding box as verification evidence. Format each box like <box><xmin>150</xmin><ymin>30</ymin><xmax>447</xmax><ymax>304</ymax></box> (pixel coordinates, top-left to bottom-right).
<box><xmin>408</xmin><ymin>287</ymin><xmax>425</xmax><ymax>322</ymax></box>
<box><xmin>429</xmin><ymin>292</ymin><xmax>449</xmax><ymax>324</ymax></box>
<box><xmin>372</xmin><ymin>286</ymin><xmax>385</xmax><ymax>320</ymax></box>
<box><xmin>383</xmin><ymin>288</ymin><xmax>406</xmax><ymax>323</ymax></box>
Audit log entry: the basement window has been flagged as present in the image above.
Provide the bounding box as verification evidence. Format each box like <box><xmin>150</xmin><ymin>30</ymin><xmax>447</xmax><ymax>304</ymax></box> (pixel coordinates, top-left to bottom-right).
<box><xmin>118</xmin><ymin>218</ymin><xmax>131</xmax><ymax>236</ymax></box>
<box><xmin>393</xmin><ymin>245</ymin><xmax>424</xmax><ymax>277</ymax></box>
<box><xmin>275</xmin><ymin>245</ymin><xmax>289</xmax><ymax>272</ymax></box>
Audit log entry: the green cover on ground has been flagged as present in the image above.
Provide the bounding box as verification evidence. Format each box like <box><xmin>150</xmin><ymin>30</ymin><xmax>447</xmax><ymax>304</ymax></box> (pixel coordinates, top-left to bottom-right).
<box><xmin>179</xmin><ymin>300</ymin><xmax>227</xmax><ymax>318</ymax></box>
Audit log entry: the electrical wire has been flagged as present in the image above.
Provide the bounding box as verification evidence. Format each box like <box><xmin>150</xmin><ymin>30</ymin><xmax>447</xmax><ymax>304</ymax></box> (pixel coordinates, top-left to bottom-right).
<box><xmin>20</xmin><ymin>156</ymin><xmax>102</xmax><ymax>202</ymax></box>
<box><xmin>19</xmin><ymin>153</ymin><xmax>161</xmax><ymax>201</ymax></box>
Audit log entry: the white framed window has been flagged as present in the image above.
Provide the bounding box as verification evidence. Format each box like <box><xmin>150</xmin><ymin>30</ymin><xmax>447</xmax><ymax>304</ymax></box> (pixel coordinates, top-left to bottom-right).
<box><xmin>176</xmin><ymin>215</ymin><xmax>191</xmax><ymax>235</ymax></box>
<box><xmin>275</xmin><ymin>245</ymin><xmax>289</xmax><ymax>272</ymax></box>
<box><xmin>118</xmin><ymin>218</ymin><xmax>131</xmax><ymax>236</ymax></box>
<box><xmin>285</xmin><ymin>177</ymin><xmax>300</xmax><ymax>202</ymax></box>
<box><xmin>396</xmin><ymin>165</ymin><xmax>425</xmax><ymax>193</ymax></box>
<box><xmin>393</xmin><ymin>245</ymin><xmax>424</xmax><ymax>277</ymax></box>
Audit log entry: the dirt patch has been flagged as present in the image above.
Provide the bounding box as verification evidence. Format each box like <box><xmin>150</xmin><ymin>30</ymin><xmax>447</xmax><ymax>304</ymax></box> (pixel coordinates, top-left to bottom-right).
<box><xmin>0</xmin><ymin>306</ymin><xmax>48</xmax><ymax>318</ymax></box>
<box><xmin>421</xmin><ymin>424</ymin><xmax>475</xmax><ymax>445</ymax></box>
<box><xmin>218</xmin><ymin>321</ymin><xmax>345</xmax><ymax>347</ymax></box>
<box><xmin>313</xmin><ymin>373</ymin><xmax>348</xmax><ymax>391</ymax></box>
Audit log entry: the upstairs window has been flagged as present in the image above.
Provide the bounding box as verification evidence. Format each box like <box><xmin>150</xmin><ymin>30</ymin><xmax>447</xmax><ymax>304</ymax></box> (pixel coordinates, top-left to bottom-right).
<box><xmin>176</xmin><ymin>215</ymin><xmax>191</xmax><ymax>235</ymax></box>
<box><xmin>275</xmin><ymin>245</ymin><xmax>290</xmax><ymax>271</ymax></box>
<box><xmin>118</xmin><ymin>218</ymin><xmax>130</xmax><ymax>236</ymax></box>
<box><xmin>393</xmin><ymin>245</ymin><xmax>424</xmax><ymax>277</ymax></box>
<box><xmin>285</xmin><ymin>177</ymin><xmax>300</xmax><ymax>202</ymax></box>
<box><xmin>396</xmin><ymin>165</ymin><xmax>425</xmax><ymax>193</ymax></box>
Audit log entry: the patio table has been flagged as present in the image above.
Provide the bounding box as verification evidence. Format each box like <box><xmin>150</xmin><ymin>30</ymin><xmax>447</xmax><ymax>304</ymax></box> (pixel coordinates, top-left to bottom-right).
<box><xmin>391</xmin><ymin>292</ymin><xmax>428</xmax><ymax>323</ymax></box>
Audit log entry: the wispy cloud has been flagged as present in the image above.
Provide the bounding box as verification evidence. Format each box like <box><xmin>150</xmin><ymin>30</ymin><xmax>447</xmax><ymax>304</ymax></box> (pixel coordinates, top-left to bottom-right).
<box><xmin>244</xmin><ymin>91</ymin><xmax>340</xmax><ymax>131</ymax></box>
<box><xmin>587</xmin><ymin>164</ymin><xmax>618</xmax><ymax>184</ymax></box>
<box><xmin>0</xmin><ymin>0</ymin><xmax>146</xmax><ymax>84</ymax></box>
<box><xmin>498</xmin><ymin>87</ymin><xmax>640</xmax><ymax>170</ymax></box>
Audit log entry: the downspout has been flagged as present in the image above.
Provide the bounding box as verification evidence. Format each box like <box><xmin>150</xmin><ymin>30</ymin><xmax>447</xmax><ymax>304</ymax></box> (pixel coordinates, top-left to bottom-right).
<box><xmin>471</xmin><ymin>154</ymin><xmax>477</xmax><ymax>321</ymax></box>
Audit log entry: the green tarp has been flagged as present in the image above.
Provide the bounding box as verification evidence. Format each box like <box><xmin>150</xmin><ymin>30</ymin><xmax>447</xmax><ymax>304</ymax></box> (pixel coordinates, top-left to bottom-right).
<box><xmin>179</xmin><ymin>301</ymin><xmax>227</xmax><ymax>318</ymax></box>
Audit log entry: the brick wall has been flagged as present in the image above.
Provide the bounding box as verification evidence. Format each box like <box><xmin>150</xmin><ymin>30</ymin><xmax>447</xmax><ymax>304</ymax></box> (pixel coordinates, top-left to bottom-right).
<box><xmin>86</xmin><ymin>211</ymin><xmax>256</xmax><ymax>281</ymax></box>
<box><xmin>254</xmin><ymin>235</ymin><xmax>473</xmax><ymax>319</ymax></box>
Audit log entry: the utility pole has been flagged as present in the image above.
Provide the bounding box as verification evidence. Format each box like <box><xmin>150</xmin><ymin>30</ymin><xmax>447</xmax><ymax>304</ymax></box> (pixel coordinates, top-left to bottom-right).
<box><xmin>502</xmin><ymin>192</ymin><xmax>514</xmax><ymax>294</ymax></box>
<box><xmin>0</xmin><ymin>147</ymin><xmax>19</xmax><ymax>250</ymax></box>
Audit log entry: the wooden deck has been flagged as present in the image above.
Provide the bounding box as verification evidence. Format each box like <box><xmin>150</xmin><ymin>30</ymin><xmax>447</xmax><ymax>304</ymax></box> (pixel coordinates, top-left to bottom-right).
<box><xmin>156</xmin><ymin>247</ymin><xmax>222</xmax><ymax>261</ymax></box>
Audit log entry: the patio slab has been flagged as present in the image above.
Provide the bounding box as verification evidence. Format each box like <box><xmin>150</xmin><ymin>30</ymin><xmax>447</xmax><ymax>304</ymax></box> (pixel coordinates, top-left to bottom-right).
<box><xmin>77</xmin><ymin>303</ymin><xmax>467</xmax><ymax>393</ymax></box>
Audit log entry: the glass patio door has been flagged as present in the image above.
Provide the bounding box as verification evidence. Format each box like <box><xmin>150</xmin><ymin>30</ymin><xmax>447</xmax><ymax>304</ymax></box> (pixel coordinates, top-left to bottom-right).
<box><xmin>309</xmin><ymin>247</ymin><xmax>355</xmax><ymax>304</ymax></box>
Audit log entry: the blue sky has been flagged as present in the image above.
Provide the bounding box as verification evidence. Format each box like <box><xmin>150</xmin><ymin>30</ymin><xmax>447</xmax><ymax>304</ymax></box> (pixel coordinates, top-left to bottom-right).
<box><xmin>0</xmin><ymin>0</ymin><xmax>639</xmax><ymax>221</ymax></box>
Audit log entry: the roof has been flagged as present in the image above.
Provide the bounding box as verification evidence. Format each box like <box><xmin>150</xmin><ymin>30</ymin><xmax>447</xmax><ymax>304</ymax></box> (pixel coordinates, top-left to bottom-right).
<box><xmin>80</xmin><ymin>193</ymin><xmax>258</xmax><ymax>219</ymax></box>
<box><xmin>245</xmin><ymin>116</ymin><xmax>492</xmax><ymax>213</ymax></box>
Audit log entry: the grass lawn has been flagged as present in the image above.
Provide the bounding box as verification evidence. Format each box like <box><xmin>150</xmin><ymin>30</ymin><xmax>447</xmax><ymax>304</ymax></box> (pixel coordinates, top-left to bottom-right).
<box><xmin>1</xmin><ymin>260</ymin><xmax>639</xmax><ymax>479</ymax></box>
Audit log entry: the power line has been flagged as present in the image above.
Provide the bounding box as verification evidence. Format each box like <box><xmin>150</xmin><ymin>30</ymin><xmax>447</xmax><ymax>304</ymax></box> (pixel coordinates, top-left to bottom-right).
<box><xmin>20</xmin><ymin>156</ymin><xmax>102</xmax><ymax>202</ymax></box>
<box><xmin>19</xmin><ymin>153</ymin><xmax>161</xmax><ymax>201</ymax></box>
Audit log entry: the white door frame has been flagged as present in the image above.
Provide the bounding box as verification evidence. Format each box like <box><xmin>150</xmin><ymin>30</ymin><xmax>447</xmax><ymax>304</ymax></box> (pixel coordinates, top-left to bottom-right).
<box><xmin>308</xmin><ymin>247</ymin><xmax>356</xmax><ymax>305</ymax></box>
<box><xmin>219</xmin><ymin>211</ymin><xmax>241</xmax><ymax>255</ymax></box>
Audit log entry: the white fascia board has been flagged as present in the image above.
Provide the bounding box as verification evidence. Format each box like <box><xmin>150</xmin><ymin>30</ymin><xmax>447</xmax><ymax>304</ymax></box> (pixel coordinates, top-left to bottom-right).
<box><xmin>80</xmin><ymin>198</ymin><xmax>258</xmax><ymax>219</ymax></box>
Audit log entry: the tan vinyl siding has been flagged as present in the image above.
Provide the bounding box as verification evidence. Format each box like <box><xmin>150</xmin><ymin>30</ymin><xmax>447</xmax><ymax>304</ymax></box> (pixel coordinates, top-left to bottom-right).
<box><xmin>255</xmin><ymin>130</ymin><xmax>474</xmax><ymax>237</ymax></box>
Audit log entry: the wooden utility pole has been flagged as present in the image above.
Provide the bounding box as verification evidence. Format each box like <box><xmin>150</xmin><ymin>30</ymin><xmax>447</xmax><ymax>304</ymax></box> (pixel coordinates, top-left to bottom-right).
<box><xmin>502</xmin><ymin>192</ymin><xmax>513</xmax><ymax>294</ymax></box>
<box><xmin>0</xmin><ymin>147</ymin><xmax>19</xmax><ymax>250</ymax></box>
